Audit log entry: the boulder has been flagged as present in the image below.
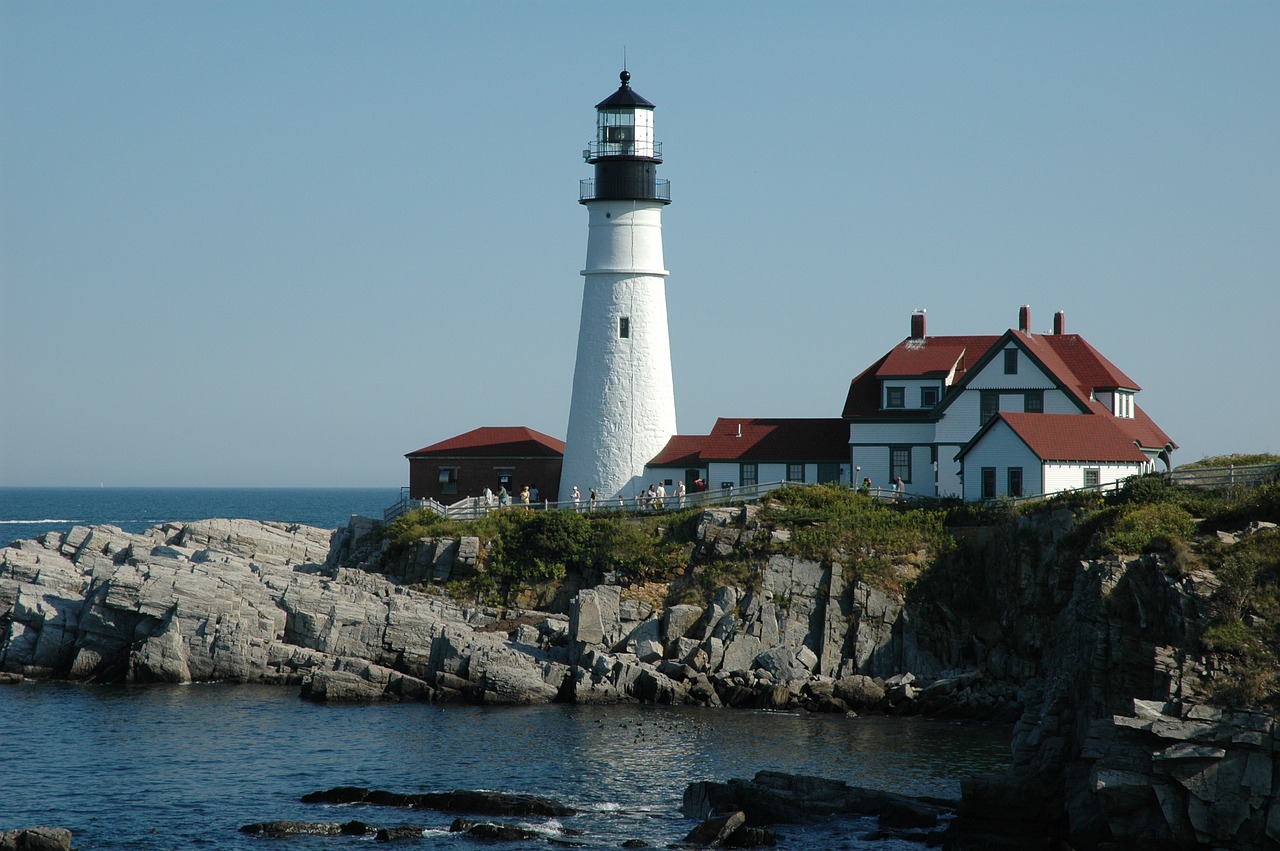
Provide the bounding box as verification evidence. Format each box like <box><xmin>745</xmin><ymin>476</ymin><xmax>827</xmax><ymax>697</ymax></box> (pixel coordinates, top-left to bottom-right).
<box><xmin>0</xmin><ymin>828</ymin><xmax>74</xmax><ymax>851</ymax></box>
<box><xmin>682</xmin><ymin>810</ymin><xmax>746</xmax><ymax>846</ymax></box>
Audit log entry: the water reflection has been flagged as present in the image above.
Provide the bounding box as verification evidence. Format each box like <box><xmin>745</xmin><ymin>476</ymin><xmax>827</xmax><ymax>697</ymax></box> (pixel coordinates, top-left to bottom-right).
<box><xmin>0</xmin><ymin>684</ymin><xmax>1011</xmax><ymax>850</ymax></box>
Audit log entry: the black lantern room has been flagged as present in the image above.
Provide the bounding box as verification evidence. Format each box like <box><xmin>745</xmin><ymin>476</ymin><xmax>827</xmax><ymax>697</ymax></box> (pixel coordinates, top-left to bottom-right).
<box><xmin>580</xmin><ymin>71</ymin><xmax>671</xmax><ymax>205</ymax></box>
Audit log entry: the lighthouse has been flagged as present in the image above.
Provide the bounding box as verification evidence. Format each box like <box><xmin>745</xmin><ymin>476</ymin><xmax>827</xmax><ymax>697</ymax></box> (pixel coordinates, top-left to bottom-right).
<box><xmin>559</xmin><ymin>71</ymin><xmax>677</xmax><ymax>502</ymax></box>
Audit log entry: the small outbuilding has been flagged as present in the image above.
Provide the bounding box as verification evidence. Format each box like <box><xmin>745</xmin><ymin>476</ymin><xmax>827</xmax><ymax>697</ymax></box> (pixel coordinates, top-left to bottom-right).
<box><xmin>405</xmin><ymin>426</ymin><xmax>564</xmax><ymax>504</ymax></box>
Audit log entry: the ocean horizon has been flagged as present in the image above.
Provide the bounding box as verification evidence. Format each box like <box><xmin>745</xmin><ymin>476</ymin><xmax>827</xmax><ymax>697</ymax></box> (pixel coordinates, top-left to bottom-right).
<box><xmin>0</xmin><ymin>486</ymin><xmax>402</xmax><ymax>548</ymax></box>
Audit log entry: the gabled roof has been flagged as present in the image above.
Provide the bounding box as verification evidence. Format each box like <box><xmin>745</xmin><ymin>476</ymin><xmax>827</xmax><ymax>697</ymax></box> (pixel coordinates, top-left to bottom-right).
<box><xmin>406</xmin><ymin>426</ymin><xmax>565</xmax><ymax>459</ymax></box>
<box><xmin>648</xmin><ymin>418</ymin><xmax>849</xmax><ymax>466</ymax></box>
<box><xmin>845</xmin><ymin>324</ymin><xmax>1145</xmax><ymax>421</ymax></box>
<box><xmin>957</xmin><ymin>413</ymin><xmax>1150</xmax><ymax>463</ymax></box>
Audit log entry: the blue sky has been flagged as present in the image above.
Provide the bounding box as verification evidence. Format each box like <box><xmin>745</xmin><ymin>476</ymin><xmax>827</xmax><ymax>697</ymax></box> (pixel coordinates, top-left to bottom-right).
<box><xmin>2</xmin><ymin>2</ymin><xmax>1277</xmax><ymax>487</ymax></box>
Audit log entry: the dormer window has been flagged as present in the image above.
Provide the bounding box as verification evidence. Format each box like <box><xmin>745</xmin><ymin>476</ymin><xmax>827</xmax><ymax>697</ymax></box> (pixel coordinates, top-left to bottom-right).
<box><xmin>921</xmin><ymin>386</ymin><xmax>939</xmax><ymax>408</ymax></box>
<box><xmin>886</xmin><ymin>386</ymin><xmax>905</xmax><ymax>408</ymax></box>
<box><xmin>1003</xmin><ymin>349</ymin><xmax>1018</xmax><ymax>374</ymax></box>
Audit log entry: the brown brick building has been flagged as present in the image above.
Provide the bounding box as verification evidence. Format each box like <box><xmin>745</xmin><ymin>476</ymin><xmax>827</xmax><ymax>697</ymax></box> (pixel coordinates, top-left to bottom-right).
<box><xmin>405</xmin><ymin>426</ymin><xmax>564</xmax><ymax>504</ymax></box>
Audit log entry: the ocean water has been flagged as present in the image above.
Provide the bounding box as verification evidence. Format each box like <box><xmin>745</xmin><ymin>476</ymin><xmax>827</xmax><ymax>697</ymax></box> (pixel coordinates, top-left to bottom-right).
<box><xmin>0</xmin><ymin>487</ymin><xmax>400</xmax><ymax>548</ymax></box>
<box><xmin>0</xmin><ymin>488</ymin><xmax>1013</xmax><ymax>848</ymax></box>
<box><xmin>0</xmin><ymin>684</ymin><xmax>1011</xmax><ymax>850</ymax></box>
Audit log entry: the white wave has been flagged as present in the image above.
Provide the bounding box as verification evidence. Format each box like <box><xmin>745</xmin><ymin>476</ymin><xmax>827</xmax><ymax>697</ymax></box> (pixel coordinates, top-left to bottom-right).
<box><xmin>0</xmin><ymin>519</ymin><xmax>78</xmax><ymax>524</ymax></box>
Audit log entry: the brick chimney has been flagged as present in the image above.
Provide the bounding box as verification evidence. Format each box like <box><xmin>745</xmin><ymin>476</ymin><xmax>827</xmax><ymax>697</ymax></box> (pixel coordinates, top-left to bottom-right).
<box><xmin>1053</xmin><ymin>310</ymin><xmax>1065</xmax><ymax>335</ymax></box>
<box><xmin>910</xmin><ymin>309</ymin><xmax>927</xmax><ymax>340</ymax></box>
<box><xmin>1018</xmin><ymin>305</ymin><xmax>1031</xmax><ymax>334</ymax></box>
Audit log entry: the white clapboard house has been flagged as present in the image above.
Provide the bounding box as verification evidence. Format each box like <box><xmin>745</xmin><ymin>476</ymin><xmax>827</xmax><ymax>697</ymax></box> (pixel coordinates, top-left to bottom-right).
<box><xmin>842</xmin><ymin>306</ymin><xmax>1176</xmax><ymax>500</ymax></box>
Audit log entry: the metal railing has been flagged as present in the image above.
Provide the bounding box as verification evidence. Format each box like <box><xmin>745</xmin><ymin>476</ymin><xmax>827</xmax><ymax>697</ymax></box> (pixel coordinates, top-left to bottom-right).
<box><xmin>1168</xmin><ymin>463</ymin><xmax>1280</xmax><ymax>489</ymax></box>
<box><xmin>579</xmin><ymin>178</ymin><xmax>671</xmax><ymax>203</ymax></box>
<box><xmin>381</xmin><ymin>479</ymin><xmax>904</xmax><ymax>524</ymax></box>
<box><xmin>584</xmin><ymin>140</ymin><xmax>662</xmax><ymax>160</ymax></box>
<box><xmin>999</xmin><ymin>463</ymin><xmax>1280</xmax><ymax>509</ymax></box>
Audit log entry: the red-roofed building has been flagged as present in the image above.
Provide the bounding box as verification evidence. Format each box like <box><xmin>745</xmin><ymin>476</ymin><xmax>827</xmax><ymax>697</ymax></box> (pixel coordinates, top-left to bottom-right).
<box><xmin>956</xmin><ymin>413</ymin><xmax>1155</xmax><ymax>501</ymax></box>
<box><xmin>405</xmin><ymin>427</ymin><xmax>565</xmax><ymax>503</ymax></box>
<box><xmin>646</xmin><ymin>418</ymin><xmax>850</xmax><ymax>493</ymax></box>
<box><xmin>844</xmin><ymin>306</ymin><xmax>1176</xmax><ymax>499</ymax></box>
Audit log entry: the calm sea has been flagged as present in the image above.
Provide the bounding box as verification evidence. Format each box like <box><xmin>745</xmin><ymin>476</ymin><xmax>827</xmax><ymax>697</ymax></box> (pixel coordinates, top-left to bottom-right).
<box><xmin>0</xmin><ymin>684</ymin><xmax>1011</xmax><ymax>850</ymax></box>
<box><xmin>0</xmin><ymin>487</ymin><xmax>400</xmax><ymax>548</ymax></box>
<box><xmin>0</xmin><ymin>488</ymin><xmax>1013</xmax><ymax>849</ymax></box>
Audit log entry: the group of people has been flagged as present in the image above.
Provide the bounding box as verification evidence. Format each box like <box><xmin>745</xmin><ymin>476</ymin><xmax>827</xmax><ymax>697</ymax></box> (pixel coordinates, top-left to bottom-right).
<box><xmin>474</xmin><ymin>477</ymin><xmax>712</xmax><ymax>514</ymax></box>
<box><xmin>481</xmin><ymin>484</ymin><xmax>540</xmax><ymax>508</ymax></box>
<box><xmin>568</xmin><ymin>485</ymin><xmax>599</xmax><ymax>513</ymax></box>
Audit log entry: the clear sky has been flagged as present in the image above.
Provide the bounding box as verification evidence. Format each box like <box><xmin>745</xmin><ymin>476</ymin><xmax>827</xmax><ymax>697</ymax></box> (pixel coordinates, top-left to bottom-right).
<box><xmin>2</xmin><ymin>2</ymin><xmax>1277</xmax><ymax>487</ymax></box>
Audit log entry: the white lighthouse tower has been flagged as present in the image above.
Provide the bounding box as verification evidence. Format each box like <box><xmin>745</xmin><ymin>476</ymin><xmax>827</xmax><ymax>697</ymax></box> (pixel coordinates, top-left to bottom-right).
<box><xmin>559</xmin><ymin>71</ymin><xmax>676</xmax><ymax>502</ymax></box>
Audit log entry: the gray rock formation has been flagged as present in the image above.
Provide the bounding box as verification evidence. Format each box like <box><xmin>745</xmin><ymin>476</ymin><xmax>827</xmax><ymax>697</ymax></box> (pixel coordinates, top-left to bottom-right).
<box><xmin>0</xmin><ymin>827</ymin><xmax>73</xmax><ymax>851</ymax></box>
<box><xmin>0</xmin><ymin>520</ymin><xmax>565</xmax><ymax>704</ymax></box>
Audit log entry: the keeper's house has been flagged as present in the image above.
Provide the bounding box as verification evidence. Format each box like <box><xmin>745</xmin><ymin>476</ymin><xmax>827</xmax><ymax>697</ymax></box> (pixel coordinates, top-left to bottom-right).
<box><xmin>405</xmin><ymin>427</ymin><xmax>564</xmax><ymax>503</ymax></box>
<box><xmin>844</xmin><ymin>306</ymin><xmax>1176</xmax><ymax>500</ymax></box>
<box><xmin>645</xmin><ymin>417</ymin><xmax>850</xmax><ymax>494</ymax></box>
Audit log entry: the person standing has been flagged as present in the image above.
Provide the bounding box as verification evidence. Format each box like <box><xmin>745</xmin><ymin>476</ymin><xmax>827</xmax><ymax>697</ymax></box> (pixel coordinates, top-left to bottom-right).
<box><xmin>498</xmin><ymin>486</ymin><xmax>509</xmax><ymax>507</ymax></box>
<box><xmin>589</xmin><ymin>487</ymin><xmax>597</xmax><ymax>513</ymax></box>
<box><xmin>894</xmin><ymin>476</ymin><xmax>904</xmax><ymax>503</ymax></box>
<box><xmin>572</xmin><ymin>485</ymin><xmax>581</xmax><ymax>512</ymax></box>
<box><xmin>676</xmin><ymin>479</ymin><xmax>686</xmax><ymax>509</ymax></box>
<box><xmin>520</xmin><ymin>485</ymin><xmax>531</xmax><ymax>507</ymax></box>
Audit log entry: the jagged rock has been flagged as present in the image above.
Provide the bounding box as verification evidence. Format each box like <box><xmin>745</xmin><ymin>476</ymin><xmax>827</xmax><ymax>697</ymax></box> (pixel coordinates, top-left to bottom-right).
<box><xmin>833</xmin><ymin>675</ymin><xmax>885</xmax><ymax>708</ymax></box>
<box><xmin>300</xmin><ymin>787</ymin><xmax>575</xmax><ymax>817</ymax></box>
<box><xmin>0</xmin><ymin>828</ymin><xmax>74</xmax><ymax>851</ymax></box>
<box><xmin>375</xmin><ymin>824</ymin><xmax>425</xmax><ymax>840</ymax></box>
<box><xmin>683</xmin><ymin>771</ymin><xmax>952</xmax><ymax>829</ymax></box>
<box><xmin>238</xmin><ymin>821</ymin><xmax>365</xmax><ymax>837</ymax></box>
<box><xmin>449</xmin><ymin>818</ymin><xmax>542</xmax><ymax>841</ymax></box>
<box><xmin>682</xmin><ymin>810</ymin><xmax>746</xmax><ymax>845</ymax></box>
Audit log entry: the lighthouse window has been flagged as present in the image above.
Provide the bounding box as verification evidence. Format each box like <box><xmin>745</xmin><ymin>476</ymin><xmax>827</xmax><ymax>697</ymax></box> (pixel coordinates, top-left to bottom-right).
<box><xmin>619</xmin><ymin>317</ymin><xmax>630</xmax><ymax>338</ymax></box>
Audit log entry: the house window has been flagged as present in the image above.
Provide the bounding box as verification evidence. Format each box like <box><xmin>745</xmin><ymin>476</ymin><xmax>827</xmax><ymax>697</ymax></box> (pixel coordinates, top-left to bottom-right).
<box><xmin>890</xmin><ymin>447</ymin><xmax>911</xmax><ymax>484</ymax></box>
<box><xmin>1008</xmin><ymin>467</ymin><xmax>1023</xmax><ymax>498</ymax></box>
<box><xmin>739</xmin><ymin>463</ymin><xmax>758</xmax><ymax>488</ymax></box>
<box><xmin>786</xmin><ymin>463</ymin><xmax>805</xmax><ymax>483</ymax></box>
<box><xmin>982</xmin><ymin>467</ymin><xmax>997</xmax><ymax>499</ymax></box>
<box><xmin>439</xmin><ymin>467</ymin><xmax>458</xmax><ymax>495</ymax></box>
<box><xmin>980</xmin><ymin>390</ymin><xmax>999</xmax><ymax>425</ymax></box>
<box><xmin>619</xmin><ymin>317</ymin><xmax>630</xmax><ymax>338</ymax></box>
<box><xmin>1004</xmin><ymin>349</ymin><xmax>1018</xmax><ymax>374</ymax></box>
<box><xmin>886</xmin><ymin>386</ymin><xmax>905</xmax><ymax>409</ymax></box>
<box><xmin>920</xmin><ymin>386</ymin><xmax>939</xmax><ymax>408</ymax></box>
<box><xmin>1024</xmin><ymin>390</ymin><xmax>1044</xmax><ymax>413</ymax></box>
<box><xmin>1084</xmin><ymin>468</ymin><xmax>1100</xmax><ymax>489</ymax></box>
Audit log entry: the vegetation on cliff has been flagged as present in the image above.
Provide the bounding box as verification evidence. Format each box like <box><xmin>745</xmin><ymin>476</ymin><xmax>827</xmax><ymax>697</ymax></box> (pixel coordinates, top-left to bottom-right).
<box><xmin>379</xmin><ymin>473</ymin><xmax>1279</xmax><ymax>707</ymax></box>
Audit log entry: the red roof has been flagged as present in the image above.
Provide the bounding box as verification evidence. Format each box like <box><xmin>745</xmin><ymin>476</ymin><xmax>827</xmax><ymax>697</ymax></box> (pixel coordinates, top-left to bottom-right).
<box><xmin>877</xmin><ymin>335</ymin><xmax>997</xmax><ymax>378</ymax></box>
<box><xmin>845</xmin><ymin>327</ymin><xmax>1145</xmax><ymax>420</ymax></box>
<box><xmin>648</xmin><ymin>418</ymin><xmax>849</xmax><ymax>466</ymax></box>
<box><xmin>406</xmin><ymin>426</ymin><xmax>565</xmax><ymax>459</ymax></box>
<box><xmin>964</xmin><ymin>413</ymin><xmax>1150</xmax><ymax>463</ymax></box>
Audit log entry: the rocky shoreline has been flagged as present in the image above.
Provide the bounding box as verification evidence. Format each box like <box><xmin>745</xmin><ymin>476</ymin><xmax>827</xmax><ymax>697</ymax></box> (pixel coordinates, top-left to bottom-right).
<box><xmin>3</xmin><ymin>509</ymin><xmax>1278</xmax><ymax>849</ymax></box>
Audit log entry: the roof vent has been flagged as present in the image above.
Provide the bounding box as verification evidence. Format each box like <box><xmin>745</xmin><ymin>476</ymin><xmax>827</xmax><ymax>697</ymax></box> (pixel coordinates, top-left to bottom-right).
<box><xmin>736</xmin><ymin>423</ymin><xmax>742</xmax><ymax>438</ymax></box>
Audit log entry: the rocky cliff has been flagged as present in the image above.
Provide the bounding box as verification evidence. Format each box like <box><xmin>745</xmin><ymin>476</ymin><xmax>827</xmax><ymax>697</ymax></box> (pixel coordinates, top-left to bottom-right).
<box><xmin>2</xmin><ymin>506</ymin><xmax>1277</xmax><ymax>849</ymax></box>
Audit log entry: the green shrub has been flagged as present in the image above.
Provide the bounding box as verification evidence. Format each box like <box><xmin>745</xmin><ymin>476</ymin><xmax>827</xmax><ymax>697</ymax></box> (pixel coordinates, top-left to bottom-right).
<box><xmin>1098</xmin><ymin>503</ymin><xmax>1196</xmax><ymax>555</ymax></box>
<box><xmin>1114</xmin><ymin>473</ymin><xmax>1175</xmax><ymax>505</ymax></box>
<box><xmin>491</xmin><ymin>510</ymin><xmax>592</xmax><ymax>585</ymax></box>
